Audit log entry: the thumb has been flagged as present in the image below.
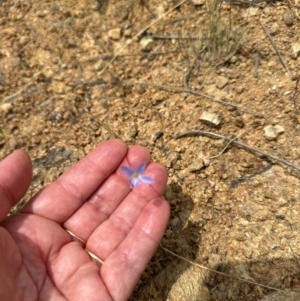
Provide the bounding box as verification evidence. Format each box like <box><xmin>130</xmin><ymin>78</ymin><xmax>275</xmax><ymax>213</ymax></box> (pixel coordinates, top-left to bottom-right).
<box><xmin>0</xmin><ymin>150</ymin><xmax>32</xmax><ymax>221</ymax></box>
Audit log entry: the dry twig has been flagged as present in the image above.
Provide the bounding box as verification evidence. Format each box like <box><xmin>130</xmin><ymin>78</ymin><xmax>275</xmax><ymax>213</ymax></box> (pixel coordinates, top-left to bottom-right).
<box><xmin>1</xmin><ymin>72</ymin><xmax>42</xmax><ymax>103</ymax></box>
<box><xmin>173</xmin><ymin>130</ymin><xmax>300</xmax><ymax>172</ymax></box>
<box><xmin>143</xmin><ymin>34</ymin><xmax>199</xmax><ymax>40</ymax></box>
<box><xmin>260</xmin><ymin>21</ymin><xmax>292</xmax><ymax>78</ymax></box>
<box><xmin>291</xmin><ymin>75</ymin><xmax>300</xmax><ymax>110</ymax></box>
<box><xmin>117</xmin><ymin>80</ymin><xmax>261</xmax><ymax>115</ymax></box>
<box><xmin>84</xmin><ymin>51</ymin><xmax>180</xmax><ymax>63</ymax></box>
<box><xmin>209</xmin><ymin>128</ymin><xmax>248</xmax><ymax>159</ymax></box>
<box><xmin>253</xmin><ymin>49</ymin><xmax>260</xmax><ymax>78</ymax></box>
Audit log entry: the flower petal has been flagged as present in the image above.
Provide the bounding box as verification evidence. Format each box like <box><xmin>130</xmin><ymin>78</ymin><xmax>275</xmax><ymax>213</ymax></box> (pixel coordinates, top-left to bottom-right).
<box><xmin>139</xmin><ymin>174</ymin><xmax>155</xmax><ymax>184</ymax></box>
<box><xmin>136</xmin><ymin>163</ymin><xmax>146</xmax><ymax>174</ymax></box>
<box><xmin>130</xmin><ymin>177</ymin><xmax>141</xmax><ymax>188</ymax></box>
<box><xmin>121</xmin><ymin>166</ymin><xmax>134</xmax><ymax>176</ymax></box>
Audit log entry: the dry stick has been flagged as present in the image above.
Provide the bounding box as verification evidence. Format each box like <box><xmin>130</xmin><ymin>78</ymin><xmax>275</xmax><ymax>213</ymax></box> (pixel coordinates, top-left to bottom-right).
<box><xmin>260</xmin><ymin>21</ymin><xmax>292</xmax><ymax>79</ymax></box>
<box><xmin>97</xmin><ymin>0</ymin><xmax>188</xmax><ymax>76</ymax></box>
<box><xmin>209</xmin><ymin>128</ymin><xmax>248</xmax><ymax>159</ymax></box>
<box><xmin>160</xmin><ymin>244</ymin><xmax>286</xmax><ymax>293</ymax></box>
<box><xmin>85</xmin><ymin>109</ymin><xmax>120</xmax><ymax>139</ymax></box>
<box><xmin>1</xmin><ymin>72</ymin><xmax>41</xmax><ymax>103</ymax></box>
<box><xmin>173</xmin><ymin>130</ymin><xmax>300</xmax><ymax>172</ymax></box>
<box><xmin>291</xmin><ymin>75</ymin><xmax>300</xmax><ymax>110</ymax></box>
<box><xmin>143</xmin><ymin>34</ymin><xmax>199</xmax><ymax>40</ymax></box>
<box><xmin>183</xmin><ymin>63</ymin><xmax>195</xmax><ymax>90</ymax></box>
<box><xmin>253</xmin><ymin>49</ymin><xmax>260</xmax><ymax>78</ymax></box>
<box><xmin>117</xmin><ymin>80</ymin><xmax>261</xmax><ymax>115</ymax></box>
<box><xmin>85</xmin><ymin>50</ymin><xmax>180</xmax><ymax>62</ymax></box>
<box><xmin>288</xmin><ymin>242</ymin><xmax>300</xmax><ymax>270</ymax></box>
<box><xmin>164</xmin><ymin>11</ymin><xmax>204</xmax><ymax>24</ymax></box>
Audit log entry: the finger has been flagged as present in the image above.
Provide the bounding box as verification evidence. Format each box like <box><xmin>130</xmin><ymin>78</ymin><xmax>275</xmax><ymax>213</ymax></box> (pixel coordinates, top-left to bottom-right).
<box><xmin>63</xmin><ymin>145</ymin><xmax>152</xmax><ymax>240</ymax></box>
<box><xmin>0</xmin><ymin>150</ymin><xmax>32</xmax><ymax>221</ymax></box>
<box><xmin>86</xmin><ymin>162</ymin><xmax>168</xmax><ymax>260</ymax></box>
<box><xmin>21</xmin><ymin>139</ymin><xmax>127</xmax><ymax>223</ymax></box>
<box><xmin>101</xmin><ymin>198</ymin><xmax>170</xmax><ymax>301</ymax></box>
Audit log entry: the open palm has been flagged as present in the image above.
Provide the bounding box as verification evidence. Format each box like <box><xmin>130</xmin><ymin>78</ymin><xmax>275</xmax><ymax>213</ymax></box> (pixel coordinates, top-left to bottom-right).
<box><xmin>0</xmin><ymin>140</ymin><xmax>170</xmax><ymax>301</ymax></box>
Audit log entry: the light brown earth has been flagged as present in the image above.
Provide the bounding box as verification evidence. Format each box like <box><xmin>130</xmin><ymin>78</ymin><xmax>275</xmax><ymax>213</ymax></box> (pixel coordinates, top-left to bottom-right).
<box><xmin>1</xmin><ymin>0</ymin><xmax>300</xmax><ymax>300</ymax></box>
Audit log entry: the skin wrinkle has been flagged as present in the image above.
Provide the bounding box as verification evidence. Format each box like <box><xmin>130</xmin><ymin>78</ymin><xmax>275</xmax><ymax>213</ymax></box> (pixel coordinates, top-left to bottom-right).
<box><xmin>11</xmin><ymin>214</ymin><xmax>62</xmax><ymax>297</ymax></box>
<box><xmin>109</xmin><ymin>250</ymin><xmax>140</xmax><ymax>297</ymax></box>
<box><xmin>55</xmin><ymin>153</ymin><xmax>114</xmax><ymax>217</ymax></box>
<box><xmin>89</xmin><ymin>176</ymin><xmax>125</xmax><ymax>214</ymax></box>
<box><xmin>0</xmin><ymin>180</ymin><xmax>15</xmax><ymax>207</ymax></box>
<box><xmin>138</xmin><ymin>210</ymin><xmax>160</xmax><ymax>240</ymax></box>
<box><xmin>108</xmin><ymin>213</ymin><xmax>132</xmax><ymax>237</ymax></box>
<box><xmin>21</xmin><ymin>219</ymin><xmax>48</xmax><ymax>292</ymax></box>
<box><xmin>85</xmin><ymin>155</ymin><xmax>113</xmax><ymax>181</ymax></box>
<box><xmin>0</xmin><ymin>229</ymin><xmax>29</xmax><ymax>301</ymax></box>
<box><xmin>55</xmin><ymin>176</ymin><xmax>85</xmax><ymax>209</ymax></box>
<box><xmin>49</xmin><ymin>245</ymin><xmax>94</xmax><ymax>300</ymax></box>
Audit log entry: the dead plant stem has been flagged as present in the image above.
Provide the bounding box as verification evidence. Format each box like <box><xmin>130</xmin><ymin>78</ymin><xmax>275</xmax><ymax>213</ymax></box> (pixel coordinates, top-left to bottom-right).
<box><xmin>260</xmin><ymin>21</ymin><xmax>292</xmax><ymax>78</ymax></box>
<box><xmin>117</xmin><ymin>80</ymin><xmax>261</xmax><ymax>115</ymax></box>
<box><xmin>1</xmin><ymin>72</ymin><xmax>41</xmax><ymax>103</ymax></box>
<box><xmin>173</xmin><ymin>130</ymin><xmax>300</xmax><ymax>172</ymax></box>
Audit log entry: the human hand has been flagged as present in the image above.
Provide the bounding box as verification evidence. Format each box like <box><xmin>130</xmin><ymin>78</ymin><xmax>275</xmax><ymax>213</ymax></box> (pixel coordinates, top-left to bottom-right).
<box><xmin>0</xmin><ymin>140</ymin><xmax>170</xmax><ymax>301</ymax></box>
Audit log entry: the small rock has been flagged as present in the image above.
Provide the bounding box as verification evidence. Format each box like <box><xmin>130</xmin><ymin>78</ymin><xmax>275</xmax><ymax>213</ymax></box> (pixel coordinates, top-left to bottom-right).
<box><xmin>66</xmin><ymin>38</ymin><xmax>76</xmax><ymax>48</ymax></box>
<box><xmin>269</xmin><ymin>23</ymin><xmax>279</xmax><ymax>35</ymax></box>
<box><xmin>152</xmin><ymin>92</ymin><xmax>165</xmax><ymax>104</ymax></box>
<box><xmin>192</xmin><ymin>0</ymin><xmax>205</xmax><ymax>5</ymax></box>
<box><xmin>140</xmin><ymin>38</ymin><xmax>154</xmax><ymax>51</ymax></box>
<box><xmin>0</xmin><ymin>103</ymin><xmax>12</xmax><ymax>114</ymax></box>
<box><xmin>291</xmin><ymin>43</ymin><xmax>300</xmax><ymax>59</ymax></box>
<box><xmin>227</xmin><ymin>105</ymin><xmax>236</xmax><ymax>111</ymax></box>
<box><xmin>235</xmin><ymin>85</ymin><xmax>244</xmax><ymax>94</ymax></box>
<box><xmin>264</xmin><ymin>125</ymin><xmax>285</xmax><ymax>141</ymax></box>
<box><xmin>108</xmin><ymin>28</ymin><xmax>121</xmax><ymax>40</ymax></box>
<box><xmin>19</xmin><ymin>36</ymin><xmax>29</xmax><ymax>46</ymax></box>
<box><xmin>241</xmin><ymin>7</ymin><xmax>259</xmax><ymax>18</ymax></box>
<box><xmin>135</xmin><ymin>84</ymin><xmax>145</xmax><ymax>94</ymax></box>
<box><xmin>168</xmin><ymin>152</ymin><xmax>180</xmax><ymax>168</ymax></box>
<box><xmin>123</xmin><ymin>28</ymin><xmax>132</xmax><ymax>37</ymax></box>
<box><xmin>156</xmin><ymin>5</ymin><xmax>165</xmax><ymax>17</ymax></box>
<box><xmin>37</xmin><ymin>10</ymin><xmax>48</xmax><ymax>17</ymax></box>
<box><xmin>229</xmin><ymin>55</ymin><xmax>238</xmax><ymax>63</ymax></box>
<box><xmin>94</xmin><ymin>60</ymin><xmax>106</xmax><ymax>71</ymax></box>
<box><xmin>200</xmin><ymin>111</ymin><xmax>222</xmax><ymax>126</ymax></box>
<box><xmin>187</xmin><ymin>161</ymin><xmax>204</xmax><ymax>172</ymax></box>
<box><xmin>216</xmin><ymin>76</ymin><xmax>228</xmax><ymax>89</ymax></box>
<box><xmin>263</xmin><ymin>7</ymin><xmax>271</xmax><ymax>15</ymax></box>
<box><xmin>216</xmin><ymin>76</ymin><xmax>229</xmax><ymax>89</ymax></box>
<box><xmin>283</xmin><ymin>9</ymin><xmax>294</xmax><ymax>26</ymax></box>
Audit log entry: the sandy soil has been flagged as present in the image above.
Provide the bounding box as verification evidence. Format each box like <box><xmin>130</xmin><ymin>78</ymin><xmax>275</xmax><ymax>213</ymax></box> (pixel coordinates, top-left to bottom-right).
<box><xmin>1</xmin><ymin>0</ymin><xmax>300</xmax><ymax>300</ymax></box>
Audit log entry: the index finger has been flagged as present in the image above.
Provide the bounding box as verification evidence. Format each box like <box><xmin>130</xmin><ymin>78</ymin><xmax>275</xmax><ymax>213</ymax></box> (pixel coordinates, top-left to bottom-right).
<box><xmin>21</xmin><ymin>139</ymin><xmax>127</xmax><ymax>223</ymax></box>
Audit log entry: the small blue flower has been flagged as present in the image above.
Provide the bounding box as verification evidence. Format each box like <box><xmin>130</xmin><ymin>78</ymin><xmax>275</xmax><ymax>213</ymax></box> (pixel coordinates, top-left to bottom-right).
<box><xmin>121</xmin><ymin>163</ymin><xmax>155</xmax><ymax>188</ymax></box>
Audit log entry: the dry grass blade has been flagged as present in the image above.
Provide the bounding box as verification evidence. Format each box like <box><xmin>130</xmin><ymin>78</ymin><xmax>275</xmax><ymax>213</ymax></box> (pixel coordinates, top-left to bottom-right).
<box><xmin>260</xmin><ymin>21</ymin><xmax>292</xmax><ymax>79</ymax></box>
<box><xmin>1</xmin><ymin>72</ymin><xmax>41</xmax><ymax>103</ymax></box>
<box><xmin>209</xmin><ymin>128</ymin><xmax>248</xmax><ymax>159</ymax></box>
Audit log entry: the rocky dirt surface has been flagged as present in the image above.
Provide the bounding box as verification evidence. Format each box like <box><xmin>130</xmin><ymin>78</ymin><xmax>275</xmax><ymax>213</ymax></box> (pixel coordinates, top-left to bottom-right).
<box><xmin>1</xmin><ymin>0</ymin><xmax>300</xmax><ymax>300</ymax></box>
